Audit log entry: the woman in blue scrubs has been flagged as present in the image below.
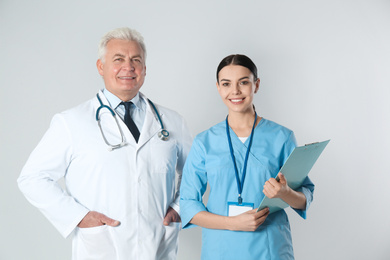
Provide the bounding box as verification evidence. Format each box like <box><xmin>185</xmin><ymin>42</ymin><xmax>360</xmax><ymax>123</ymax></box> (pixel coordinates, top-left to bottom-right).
<box><xmin>180</xmin><ymin>54</ymin><xmax>314</xmax><ymax>260</ymax></box>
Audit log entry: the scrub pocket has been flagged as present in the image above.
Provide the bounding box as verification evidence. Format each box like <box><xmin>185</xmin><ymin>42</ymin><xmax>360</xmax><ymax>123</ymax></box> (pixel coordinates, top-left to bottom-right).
<box><xmin>264</xmin><ymin>223</ymin><xmax>294</xmax><ymax>260</ymax></box>
<box><xmin>156</xmin><ymin>222</ymin><xmax>181</xmax><ymax>260</ymax></box>
<box><xmin>75</xmin><ymin>225</ymin><xmax>117</xmax><ymax>260</ymax></box>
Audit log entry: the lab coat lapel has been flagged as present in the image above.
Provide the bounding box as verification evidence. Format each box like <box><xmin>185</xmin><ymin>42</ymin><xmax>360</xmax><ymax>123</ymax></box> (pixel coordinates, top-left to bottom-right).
<box><xmin>137</xmin><ymin>94</ymin><xmax>161</xmax><ymax>149</ymax></box>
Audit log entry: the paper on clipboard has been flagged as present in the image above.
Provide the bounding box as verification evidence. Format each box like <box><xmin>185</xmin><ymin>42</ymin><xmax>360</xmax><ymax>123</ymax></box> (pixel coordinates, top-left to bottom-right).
<box><xmin>257</xmin><ymin>139</ymin><xmax>330</xmax><ymax>214</ymax></box>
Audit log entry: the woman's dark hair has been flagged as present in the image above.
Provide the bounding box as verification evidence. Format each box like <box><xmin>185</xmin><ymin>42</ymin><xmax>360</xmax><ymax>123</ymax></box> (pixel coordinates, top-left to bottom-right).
<box><xmin>216</xmin><ymin>54</ymin><xmax>258</xmax><ymax>82</ymax></box>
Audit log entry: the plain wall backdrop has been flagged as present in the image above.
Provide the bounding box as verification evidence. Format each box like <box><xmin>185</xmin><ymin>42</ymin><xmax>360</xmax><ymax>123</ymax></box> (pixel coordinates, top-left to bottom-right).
<box><xmin>1</xmin><ymin>1</ymin><xmax>389</xmax><ymax>259</ymax></box>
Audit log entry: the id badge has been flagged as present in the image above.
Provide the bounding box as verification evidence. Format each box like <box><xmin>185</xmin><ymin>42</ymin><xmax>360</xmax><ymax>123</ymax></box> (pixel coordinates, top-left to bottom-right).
<box><xmin>227</xmin><ymin>202</ymin><xmax>254</xmax><ymax>216</ymax></box>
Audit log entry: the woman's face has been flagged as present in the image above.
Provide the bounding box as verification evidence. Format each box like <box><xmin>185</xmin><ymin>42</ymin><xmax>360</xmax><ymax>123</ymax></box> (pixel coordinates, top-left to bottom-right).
<box><xmin>216</xmin><ymin>65</ymin><xmax>260</xmax><ymax>114</ymax></box>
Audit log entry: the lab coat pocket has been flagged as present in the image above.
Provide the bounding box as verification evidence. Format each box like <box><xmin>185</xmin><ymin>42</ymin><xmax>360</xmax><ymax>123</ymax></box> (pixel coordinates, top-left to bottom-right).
<box><xmin>150</xmin><ymin>139</ymin><xmax>177</xmax><ymax>174</ymax></box>
<box><xmin>157</xmin><ymin>222</ymin><xmax>181</xmax><ymax>259</ymax></box>
<box><xmin>76</xmin><ymin>225</ymin><xmax>117</xmax><ymax>260</ymax></box>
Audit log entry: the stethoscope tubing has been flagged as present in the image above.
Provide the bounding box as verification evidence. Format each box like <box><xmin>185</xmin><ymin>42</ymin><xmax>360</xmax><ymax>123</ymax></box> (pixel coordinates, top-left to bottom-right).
<box><xmin>95</xmin><ymin>93</ymin><xmax>169</xmax><ymax>150</ymax></box>
<box><xmin>147</xmin><ymin>99</ymin><xmax>169</xmax><ymax>140</ymax></box>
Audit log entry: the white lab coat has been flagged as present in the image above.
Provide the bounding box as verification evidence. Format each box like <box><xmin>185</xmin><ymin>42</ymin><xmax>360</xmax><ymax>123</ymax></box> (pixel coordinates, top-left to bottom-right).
<box><xmin>18</xmin><ymin>91</ymin><xmax>193</xmax><ymax>260</ymax></box>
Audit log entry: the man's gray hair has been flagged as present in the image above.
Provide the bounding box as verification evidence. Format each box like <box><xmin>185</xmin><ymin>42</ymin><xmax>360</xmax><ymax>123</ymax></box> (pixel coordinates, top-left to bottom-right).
<box><xmin>98</xmin><ymin>27</ymin><xmax>147</xmax><ymax>63</ymax></box>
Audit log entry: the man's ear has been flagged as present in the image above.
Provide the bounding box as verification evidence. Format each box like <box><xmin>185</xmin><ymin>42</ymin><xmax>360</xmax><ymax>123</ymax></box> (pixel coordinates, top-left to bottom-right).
<box><xmin>96</xmin><ymin>59</ymin><xmax>104</xmax><ymax>76</ymax></box>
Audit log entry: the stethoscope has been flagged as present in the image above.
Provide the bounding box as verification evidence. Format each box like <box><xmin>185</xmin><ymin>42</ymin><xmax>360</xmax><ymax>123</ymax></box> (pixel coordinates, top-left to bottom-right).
<box><xmin>95</xmin><ymin>93</ymin><xmax>169</xmax><ymax>151</ymax></box>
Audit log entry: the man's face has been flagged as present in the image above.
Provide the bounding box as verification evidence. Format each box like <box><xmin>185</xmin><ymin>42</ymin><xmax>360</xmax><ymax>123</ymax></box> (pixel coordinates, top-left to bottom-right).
<box><xmin>97</xmin><ymin>39</ymin><xmax>146</xmax><ymax>101</ymax></box>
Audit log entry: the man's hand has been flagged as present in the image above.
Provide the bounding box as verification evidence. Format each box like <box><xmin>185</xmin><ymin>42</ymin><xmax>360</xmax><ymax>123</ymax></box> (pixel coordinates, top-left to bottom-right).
<box><xmin>77</xmin><ymin>211</ymin><xmax>120</xmax><ymax>228</ymax></box>
<box><xmin>163</xmin><ymin>207</ymin><xmax>181</xmax><ymax>226</ymax></box>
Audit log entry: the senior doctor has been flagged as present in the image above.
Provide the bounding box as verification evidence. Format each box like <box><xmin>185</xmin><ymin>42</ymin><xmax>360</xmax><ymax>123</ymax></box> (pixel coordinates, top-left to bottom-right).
<box><xmin>18</xmin><ymin>27</ymin><xmax>192</xmax><ymax>260</ymax></box>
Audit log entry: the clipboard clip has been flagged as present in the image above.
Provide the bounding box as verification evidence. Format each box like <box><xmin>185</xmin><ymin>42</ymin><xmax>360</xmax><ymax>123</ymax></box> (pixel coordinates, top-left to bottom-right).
<box><xmin>305</xmin><ymin>142</ymin><xmax>319</xmax><ymax>146</ymax></box>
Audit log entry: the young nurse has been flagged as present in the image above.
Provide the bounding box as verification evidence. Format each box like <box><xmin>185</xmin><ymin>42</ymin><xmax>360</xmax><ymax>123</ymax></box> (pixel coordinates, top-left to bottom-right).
<box><xmin>180</xmin><ymin>54</ymin><xmax>315</xmax><ymax>259</ymax></box>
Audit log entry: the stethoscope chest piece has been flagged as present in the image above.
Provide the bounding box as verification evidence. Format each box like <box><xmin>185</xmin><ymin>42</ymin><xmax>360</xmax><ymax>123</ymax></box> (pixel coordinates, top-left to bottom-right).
<box><xmin>158</xmin><ymin>129</ymin><xmax>170</xmax><ymax>141</ymax></box>
<box><xmin>147</xmin><ymin>99</ymin><xmax>170</xmax><ymax>141</ymax></box>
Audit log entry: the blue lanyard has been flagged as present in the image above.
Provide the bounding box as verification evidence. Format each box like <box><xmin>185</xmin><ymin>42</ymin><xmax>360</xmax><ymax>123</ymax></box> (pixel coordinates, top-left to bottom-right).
<box><xmin>226</xmin><ymin>113</ymin><xmax>257</xmax><ymax>204</ymax></box>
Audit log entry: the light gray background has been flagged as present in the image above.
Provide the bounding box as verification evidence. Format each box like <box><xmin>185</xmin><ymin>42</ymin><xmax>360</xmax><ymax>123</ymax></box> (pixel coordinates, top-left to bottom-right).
<box><xmin>1</xmin><ymin>1</ymin><xmax>389</xmax><ymax>259</ymax></box>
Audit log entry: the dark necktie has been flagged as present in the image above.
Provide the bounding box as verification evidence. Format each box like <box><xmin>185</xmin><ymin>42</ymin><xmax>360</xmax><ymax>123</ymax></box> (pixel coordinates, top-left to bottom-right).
<box><xmin>121</xmin><ymin>102</ymin><xmax>140</xmax><ymax>142</ymax></box>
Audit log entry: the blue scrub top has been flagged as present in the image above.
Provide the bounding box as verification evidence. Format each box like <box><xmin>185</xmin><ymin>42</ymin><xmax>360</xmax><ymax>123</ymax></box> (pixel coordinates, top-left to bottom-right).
<box><xmin>180</xmin><ymin>118</ymin><xmax>315</xmax><ymax>260</ymax></box>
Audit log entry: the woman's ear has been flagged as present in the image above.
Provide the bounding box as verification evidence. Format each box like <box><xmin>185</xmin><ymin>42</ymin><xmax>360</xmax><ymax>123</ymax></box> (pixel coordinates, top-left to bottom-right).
<box><xmin>254</xmin><ymin>78</ymin><xmax>260</xmax><ymax>93</ymax></box>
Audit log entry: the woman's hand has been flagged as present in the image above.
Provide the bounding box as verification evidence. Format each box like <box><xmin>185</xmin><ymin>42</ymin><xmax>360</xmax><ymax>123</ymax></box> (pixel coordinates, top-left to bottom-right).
<box><xmin>190</xmin><ymin>208</ymin><xmax>269</xmax><ymax>231</ymax></box>
<box><xmin>263</xmin><ymin>172</ymin><xmax>307</xmax><ymax>210</ymax></box>
<box><xmin>228</xmin><ymin>208</ymin><xmax>269</xmax><ymax>231</ymax></box>
<box><xmin>263</xmin><ymin>172</ymin><xmax>290</xmax><ymax>199</ymax></box>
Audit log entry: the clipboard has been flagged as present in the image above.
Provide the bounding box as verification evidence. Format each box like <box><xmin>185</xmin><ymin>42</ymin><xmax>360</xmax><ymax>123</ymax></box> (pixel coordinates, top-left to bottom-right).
<box><xmin>257</xmin><ymin>139</ymin><xmax>330</xmax><ymax>214</ymax></box>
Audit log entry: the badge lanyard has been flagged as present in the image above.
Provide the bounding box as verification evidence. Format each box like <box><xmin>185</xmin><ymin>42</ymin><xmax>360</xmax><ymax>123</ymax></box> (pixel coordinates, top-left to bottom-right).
<box><xmin>225</xmin><ymin>112</ymin><xmax>257</xmax><ymax>205</ymax></box>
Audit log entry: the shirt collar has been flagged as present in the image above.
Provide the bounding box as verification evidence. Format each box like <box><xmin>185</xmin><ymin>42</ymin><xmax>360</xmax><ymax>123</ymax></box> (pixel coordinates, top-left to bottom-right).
<box><xmin>129</xmin><ymin>92</ymin><xmax>142</xmax><ymax>110</ymax></box>
<box><xmin>103</xmin><ymin>88</ymin><xmax>144</xmax><ymax>111</ymax></box>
